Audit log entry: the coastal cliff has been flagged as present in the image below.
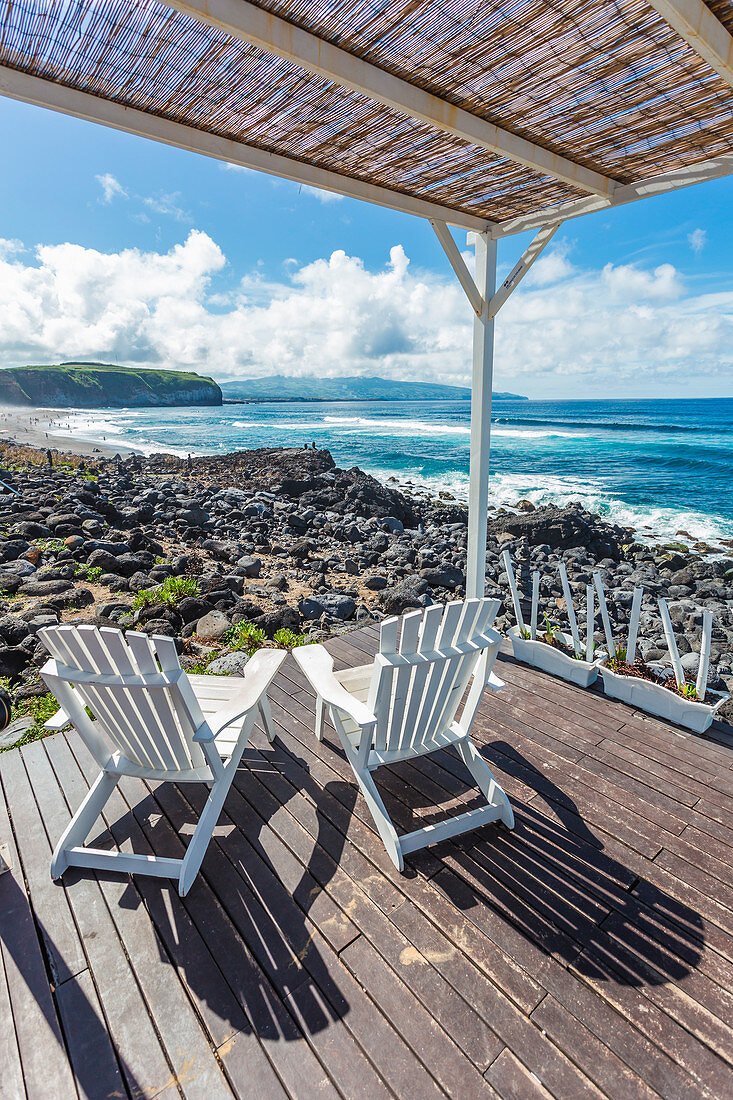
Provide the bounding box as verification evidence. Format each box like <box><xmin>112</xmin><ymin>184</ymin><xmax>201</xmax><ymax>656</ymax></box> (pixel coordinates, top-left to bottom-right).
<box><xmin>0</xmin><ymin>363</ymin><xmax>222</xmax><ymax>408</ymax></box>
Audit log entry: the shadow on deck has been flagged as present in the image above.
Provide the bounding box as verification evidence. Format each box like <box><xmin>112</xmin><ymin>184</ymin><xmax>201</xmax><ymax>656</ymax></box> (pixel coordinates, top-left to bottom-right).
<box><xmin>1</xmin><ymin>624</ymin><xmax>732</xmax><ymax>1098</ymax></box>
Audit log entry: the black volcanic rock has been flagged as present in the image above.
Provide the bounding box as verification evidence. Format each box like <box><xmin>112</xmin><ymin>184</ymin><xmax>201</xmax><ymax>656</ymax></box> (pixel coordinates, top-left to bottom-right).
<box><xmin>487</xmin><ymin>503</ymin><xmax>627</xmax><ymax>561</ymax></box>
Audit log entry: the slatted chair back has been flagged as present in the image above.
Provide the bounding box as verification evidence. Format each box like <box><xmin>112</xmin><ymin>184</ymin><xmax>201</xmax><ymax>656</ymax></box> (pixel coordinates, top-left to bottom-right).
<box><xmin>366</xmin><ymin>598</ymin><xmax>499</xmax><ymax>757</ymax></box>
<box><xmin>39</xmin><ymin>625</ymin><xmax>208</xmax><ymax>774</ymax></box>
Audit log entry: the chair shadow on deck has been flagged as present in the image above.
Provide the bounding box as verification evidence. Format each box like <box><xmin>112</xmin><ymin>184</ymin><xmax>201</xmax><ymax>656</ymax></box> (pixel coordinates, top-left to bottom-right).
<box><xmin>431</xmin><ymin>739</ymin><xmax>704</xmax><ymax>989</ymax></box>
<box><xmin>97</xmin><ymin>740</ymin><xmax>354</xmax><ymax>1044</ymax></box>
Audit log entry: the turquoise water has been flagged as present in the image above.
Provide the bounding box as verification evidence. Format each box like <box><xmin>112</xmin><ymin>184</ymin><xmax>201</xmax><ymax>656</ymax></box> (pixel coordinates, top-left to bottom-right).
<box><xmin>60</xmin><ymin>398</ymin><xmax>733</xmax><ymax>547</ymax></box>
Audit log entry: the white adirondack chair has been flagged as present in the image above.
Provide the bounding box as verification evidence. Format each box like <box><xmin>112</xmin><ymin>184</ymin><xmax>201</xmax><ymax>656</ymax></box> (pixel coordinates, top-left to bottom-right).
<box><xmin>38</xmin><ymin>625</ymin><xmax>286</xmax><ymax>896</ymax></box>
<box><xmin>293</xmin><ymin>598</ymin><xmax>514</xmax><ymax>870</ymax></box>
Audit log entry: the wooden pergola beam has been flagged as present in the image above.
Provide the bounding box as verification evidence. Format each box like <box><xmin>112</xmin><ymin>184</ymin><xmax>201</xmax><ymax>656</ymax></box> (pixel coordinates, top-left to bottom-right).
<box><xmin>491</xmin><ymin>154</ymin><xmax>733</xmax><ymax>237</ymax></box>
<box><xmin>646</xmin><ymin>0</ymin><xmax>733</xmax><ymax>87</ymax></box>
<box><xmin>166</xmin><ymin>0</ymin><xmax>619</xmax><ymax>199</ymax></box>
<box><xmin>0</xmin><ymin>65</ymin><xmax>492</xmax><ymax>232</ymax></box>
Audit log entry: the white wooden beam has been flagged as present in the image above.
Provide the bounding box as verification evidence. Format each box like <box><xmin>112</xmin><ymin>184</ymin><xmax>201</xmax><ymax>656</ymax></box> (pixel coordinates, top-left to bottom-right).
<box><xmin>166</xmin><ymin>0</ymin><xmax>618</xmax><ymax>198</ymax></box>
<box><xmin>492</xmin><ymin>154</ymin><xmax>733</xmax><ymax>237</ymax></box>
<box><xmin>465</xmin><ymin>233</ymin><xmax>497</xmax><ymax>600</ymax></box>
<box><xmin>0</xmin><ymin>65</ymin><xmax>490</xmax><ymax>232</ymax></box>
<box><xmin>646</xmin><ymin>0</ymin><xmax>733</xmax><ymax>87</ymax></box>
<box><xmin>488</xmin><ymin>223</ymin><xmax>559</xmax><ymax>318</ymax></box>
<box><xmin>430</xmin><ymin>221</ymin><xmax>483</xmax><ymax>317</ymax></box>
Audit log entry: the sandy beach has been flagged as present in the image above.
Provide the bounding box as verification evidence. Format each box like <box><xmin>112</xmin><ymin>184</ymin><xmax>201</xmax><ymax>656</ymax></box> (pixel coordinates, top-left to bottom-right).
<box><xmin>0</xmin><ymin>407</ymin><xmax>141</xmax><ymax>457</ymax></box>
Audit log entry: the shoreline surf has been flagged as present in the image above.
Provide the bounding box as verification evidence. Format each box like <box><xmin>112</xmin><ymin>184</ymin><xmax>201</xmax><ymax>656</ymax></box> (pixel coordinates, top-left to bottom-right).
<box><xmin>3</xmin><ymin>397</ymin><xmax>732</xmax><ymax>555</ymax></box>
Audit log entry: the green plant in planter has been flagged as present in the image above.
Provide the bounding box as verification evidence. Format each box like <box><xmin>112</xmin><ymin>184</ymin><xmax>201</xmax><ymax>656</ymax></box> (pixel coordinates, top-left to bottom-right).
<box><xmin>679</xmin><ymin>682</ymin><xmax>698</xmax><ymax>700</ymax></box>
<box><xmin>542</xmin><ymin>613</ymin><xmax>558</xmax><ymax>644</ymax></box>
<box><xmin>519</xmin><ymin>626</ymin><xmax>531</xmax><ymax>640</ymax></box>
<box><xmin>608</xmin><ymin>645</ymin><xmax>627</xmax><ymax>670</ymax></box>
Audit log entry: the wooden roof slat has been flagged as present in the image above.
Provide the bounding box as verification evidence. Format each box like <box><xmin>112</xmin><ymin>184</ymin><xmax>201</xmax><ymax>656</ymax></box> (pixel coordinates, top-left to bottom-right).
<box><xmin>646</xmin><ymin>0</ymin><xmax>733</xmax><ymax>87</ymax></box>
<box><xmin>168</xmin><ymin>0</ymin><xmax>620</xmax><ymax>197</ymax></box>
<box><xmin>0</xmin><ymin>0</ymin><xmax>731</xmax><ymax>227</ymax></box>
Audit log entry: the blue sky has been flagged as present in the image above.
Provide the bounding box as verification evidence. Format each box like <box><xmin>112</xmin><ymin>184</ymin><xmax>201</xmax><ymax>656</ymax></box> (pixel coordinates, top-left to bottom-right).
<box><xmin>1</xmin><ymin>96</ymin><xmax>732</xmax><ymax>398</ymax></box>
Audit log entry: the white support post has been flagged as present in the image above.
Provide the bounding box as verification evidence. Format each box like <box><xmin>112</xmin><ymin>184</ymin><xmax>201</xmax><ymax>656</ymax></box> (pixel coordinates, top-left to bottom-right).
<box><xmin>466</xmin><ymin>233</ymin><xmax>497</xmax><ymax>599</ymax></box>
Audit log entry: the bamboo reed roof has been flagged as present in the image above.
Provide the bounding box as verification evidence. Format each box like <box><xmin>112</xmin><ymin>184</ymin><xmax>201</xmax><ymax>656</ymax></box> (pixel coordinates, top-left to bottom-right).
<box><xmin>1</xmin><ymin>0</ymin><xmax>732</xmax><ymax>230</ymax></box>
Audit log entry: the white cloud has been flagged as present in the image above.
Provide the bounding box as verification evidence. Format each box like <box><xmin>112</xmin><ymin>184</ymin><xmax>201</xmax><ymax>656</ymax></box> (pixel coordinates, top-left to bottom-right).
<box><xmin>688</xmin><ymin>228</ymin><xmax>706</xmax><ymax>255</ymax></box>
<box><xmin>0</xmin><ymin>233</ymin><xmax>730</xmax><ymax>394</ymax></box>
<box><xmin>142</xmin><ymin>192</ymin><xmax>191</xmax><ymax>222</ymax></box>
<box><xmin>300</xmin><ymin>185</ymin><xmax>344</xmax><ymax>204</ymax></box>
<box><xmin>95</xmin><ymin>173</ymin><xmax>127</xmax><ymax>204</ymax></box>
<box><xmin>0</xmin><ymin>239</ymin><xmax>24</xmax><ymax>260</ymax></box>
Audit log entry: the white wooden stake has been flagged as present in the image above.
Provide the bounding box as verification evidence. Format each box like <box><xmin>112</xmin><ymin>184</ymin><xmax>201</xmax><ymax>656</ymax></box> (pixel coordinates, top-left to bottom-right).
<box><xmin>696</xmin><ymin>610</ymin><xmax>713</xmax><ymax>702</ymax></box>
<box><xmin>626</xmin><ymin>587</ymin><xmax>643</xmax><ymax>664</ymax></box>
<box><xmin>593</xmin><ymin>572</ymin><xmax>616</xmax><ymax>658</ymax></box>
<box><xmin>501</xmin><ymin>550</ymin><xmax>525</xmax><ymax>632</ymax></box>
<box><xmin>530</xmin><ymin>571</ymin><xmax>540</xmax><ymax>640</ymax></box>
<box><xmin>658</xmin><ymin>598</ymin><xmax>686</xmax><ymax>688</ymax></box>
<box><xmin>586</xmin><ymin>584</ymin><xmax>595</xmax><ymax>662</ymax></box>
<box><xmin>558</xmin><ymin>562</ymin><xmax>581</xmax><ymax>656</ymax></box>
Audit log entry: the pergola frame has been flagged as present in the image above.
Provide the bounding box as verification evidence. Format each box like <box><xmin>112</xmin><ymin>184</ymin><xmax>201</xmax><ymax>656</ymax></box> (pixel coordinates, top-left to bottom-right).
<box><xmin>1</xmin><ymin>0</ymin><xmax>731</xmax><ymax>598</ymax></box>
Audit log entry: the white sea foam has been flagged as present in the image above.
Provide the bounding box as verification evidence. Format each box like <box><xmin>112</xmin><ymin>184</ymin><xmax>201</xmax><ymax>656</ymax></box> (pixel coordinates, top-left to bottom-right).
<box><xmin>321</xmin><ymin>415</ymin><xmax>581</xmax><ymax>439</ymax></box>
<box><xmin>375</xmin><ymin>467</ymin><xmax>733</xmax><ymax>549</ymax></box>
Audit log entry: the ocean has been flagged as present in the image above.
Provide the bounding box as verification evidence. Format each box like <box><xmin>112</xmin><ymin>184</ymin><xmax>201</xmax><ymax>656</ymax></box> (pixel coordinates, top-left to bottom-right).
<box><xmin>55</xmin><ymin>397</ymin><xmax>733</xmax><ymax>550</ymax></box>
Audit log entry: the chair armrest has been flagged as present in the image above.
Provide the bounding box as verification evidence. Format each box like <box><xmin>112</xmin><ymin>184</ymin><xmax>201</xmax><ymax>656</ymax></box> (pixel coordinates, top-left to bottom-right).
<box><xmin>193</xmin><ymin>649</ymin><xmax>286</xmax><ymax>741</ymax></box>
<box><xmin>293</xmin><ymin>645</ymin><xmax>377</xmax><ymax>728</ymax></box>
<box><xmin>486</xmin><ymin>672</ymin><xmax>505</xmax><ymax>692</ymax></box>
<box><xmin>44</xmin><ymin>707</ymin><xmax>72</xmax><ymax>731</ymax></box>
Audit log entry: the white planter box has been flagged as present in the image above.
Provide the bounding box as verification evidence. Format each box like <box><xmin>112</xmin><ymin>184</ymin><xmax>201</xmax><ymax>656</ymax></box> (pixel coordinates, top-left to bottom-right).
<box><xmin>507</xmin><ymin>626</ymin><xmax>604</xmax><ymax>688</ymax></box>
<box><xmin>599</xmin><ymin>664</ymin><xmax>729</xmax><ymax>734</ymax></box>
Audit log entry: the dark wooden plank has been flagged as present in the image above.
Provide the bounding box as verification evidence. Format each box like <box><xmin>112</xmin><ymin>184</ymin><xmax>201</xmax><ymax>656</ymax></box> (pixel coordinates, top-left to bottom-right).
<box><xmin>340</xmin><ymin>934</ymin><xmax>496</xmax><ymax>1096</ymax></box>
<box><xmin>0</xmin><ymin>901</ymin><xmax>26</xmax><ymax>1100</ymax></box>
<box><xmin>55</xmin><ymin>969</ymin><xmax>126</xmax><ymax>1100</ymax></box>
<box><xmin>532</xmin><ymin>993</ymin><xmax>671</xmax><ymax>1100</ymax></box>
<box><xmin>484</xmin><ymin>1047</ymin><xmax>555</xmax><ymax>1099</ymax></box>
<box><xmin>231</xmin><ymin>755</ymin><xmax>505</xmax><ymax>1071</ymax></box>
<box><xmin>41</xmin><ymin>733</ymin><xmax>191</xmax><ymax>1100</ymax></box>
<box><xmin>3</xmin><ymin>742</ymin><xmax>87</xmax><ymax>987</ymax></box>
<box><xmin>0</xmin><ymin>754</ymin><xmax>77</xmax><ymax>1100</ymax></box>
<box><xmin>63</xmin><ymin>737</ymin><xmax>294</xmax><ymax>1100</ymax></box>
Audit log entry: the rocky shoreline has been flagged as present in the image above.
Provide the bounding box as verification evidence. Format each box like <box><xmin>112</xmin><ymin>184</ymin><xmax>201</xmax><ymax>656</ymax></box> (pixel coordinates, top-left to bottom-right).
<box><xmin>0</xmin><ymin>441</ymin><xmax>731</xmax><ymax>743</ymax></box>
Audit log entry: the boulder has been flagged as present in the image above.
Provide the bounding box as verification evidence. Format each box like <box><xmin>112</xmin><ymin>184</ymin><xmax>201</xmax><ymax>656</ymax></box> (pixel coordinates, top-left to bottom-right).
<box><xmin>487</xmin><ymin>503</ymin><xmax>625</xmax><ymax>561</ymax></box>
<box><xmin>0</xmin><ymin>645</ymin><xmax>30</xmax><ymax>678</ymax></box>
<box><xmin>195</xmin><ymin>610</ymin><xmax>231</xmax><ymax>640</ymax></box>
<box><xmin>0</xmin><ymin>615</ymin><xmax>32</xmax><ymax>646</ymax></box>
<box><xmin>363</xmin><ymin>575</ymin><xmax>388</xmax><ymax>591</ymax></box>
<box><xmin>207</xmin><ymin>651</ymin><xmax>250</xmax><ymax>676</ymax></box>
<box><xmin>235</xmin><ymin>555</ymin><xmax>262</xmax><ymax>578</ymax></box>
<box><xmin>378</xmin><ymin>576</ymin><xmax>432</xmax><ymax>616</ymax></box>
<box><xmin>300</xmin><ymin>592</ymin><xmax>356</xmax><ymax>621</ymax></box>
<box><xmin>420</xmin><ymin>564</ymin><xmax>464</xmax><ymax>590</ymax></box>
<box><xmin>0</xmin><ymin>539</ymin><xmax>30</xmax><ymax>563</ymax></box>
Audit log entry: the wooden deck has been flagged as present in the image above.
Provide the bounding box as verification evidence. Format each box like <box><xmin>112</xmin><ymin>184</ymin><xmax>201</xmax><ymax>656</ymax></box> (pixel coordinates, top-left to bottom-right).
<box><xmin>1</xmin><ymin>623</ymin><xmax>733</xmax><ymax>1099</ymax></box>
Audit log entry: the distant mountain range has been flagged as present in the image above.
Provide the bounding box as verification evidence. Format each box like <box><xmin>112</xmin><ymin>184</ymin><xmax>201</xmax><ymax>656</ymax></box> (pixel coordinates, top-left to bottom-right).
<box><xmin>220</xmin><ymin>375</ymin><xmax>527</xmax><ymax>402</ymax></box>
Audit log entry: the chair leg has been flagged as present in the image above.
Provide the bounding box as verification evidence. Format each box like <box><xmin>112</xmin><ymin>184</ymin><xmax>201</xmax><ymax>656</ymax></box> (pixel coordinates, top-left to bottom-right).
<box><xmin>456</xmin><ymin>737</ymin><xmax>514</xmax><ymax>829</ymax></box>
<box><xmin>178</xmin><ymin>769</ymin><xmax>235</xmax><ymax>896</ymax></box>
<box><xmin>315</xmin><ymin>695</ymin><xmax>325</xmax><ymax>741</ymax></box>
<box><xmin>257</xmin><ymin>697</ymin><xmax>276</xmax><ymax>743</ymax></box>
<box><xmin>51</xmin><ymin>769</ymin><xmax>120</xmax><ymax>880</ymax></box>
<box><xmin>347</xmin><ymin>759</ymin><xmax>403</xmax><ymax>871</ymax></box>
